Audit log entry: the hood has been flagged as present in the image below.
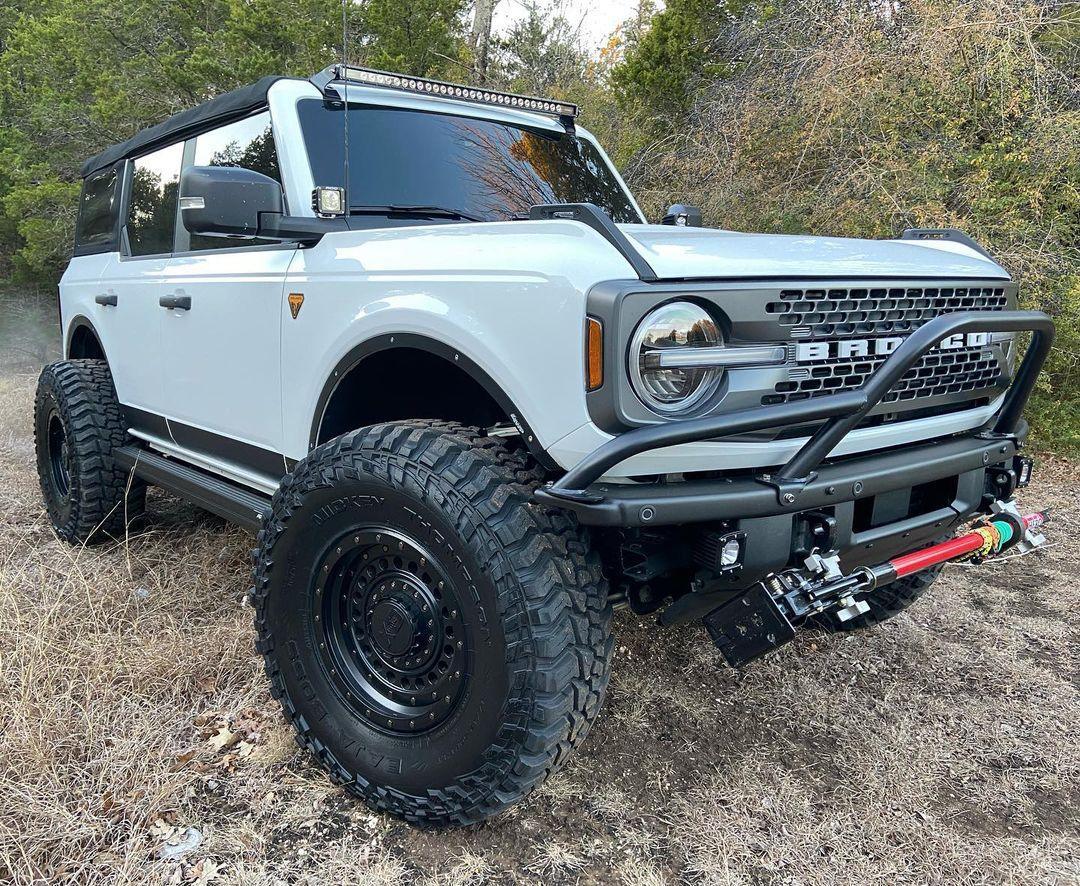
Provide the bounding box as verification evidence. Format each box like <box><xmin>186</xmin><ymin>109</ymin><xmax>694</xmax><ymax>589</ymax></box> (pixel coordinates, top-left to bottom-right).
<box><xmin>619</xmin><ymin>225</ymin><xmax>1009</xmax><ymax>281</ymax></box>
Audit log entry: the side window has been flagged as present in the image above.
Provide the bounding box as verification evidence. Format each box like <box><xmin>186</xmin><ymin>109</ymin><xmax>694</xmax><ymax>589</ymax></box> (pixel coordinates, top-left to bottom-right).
<box><xmin>188</xmin><ymin>112</ymin><xmax>280</xmax><ymax>252</ymax></box>
<box><xmin>127</xmin><ymin>142</ymin><xmax>183</xmax><ymax>257</ymax></box>
<box><xmin>74</xmin><ymin>166</ymin><xmax>119</xmax><ymax>253</ymax></box>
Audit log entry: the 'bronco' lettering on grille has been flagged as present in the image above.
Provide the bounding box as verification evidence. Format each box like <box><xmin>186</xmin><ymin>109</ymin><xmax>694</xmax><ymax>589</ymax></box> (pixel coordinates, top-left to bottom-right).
<box><xmin>795</xmin><ymin>332</ymin><xmax>992</xmax><ymax>362</ymax></box>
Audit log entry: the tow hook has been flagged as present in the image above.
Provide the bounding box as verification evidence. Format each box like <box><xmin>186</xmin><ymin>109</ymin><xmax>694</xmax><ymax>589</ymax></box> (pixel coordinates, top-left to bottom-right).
<box><xmin>704</xmin><ymin>500</ymin><xmax>1050</xmax><ymax>668</ymax></box>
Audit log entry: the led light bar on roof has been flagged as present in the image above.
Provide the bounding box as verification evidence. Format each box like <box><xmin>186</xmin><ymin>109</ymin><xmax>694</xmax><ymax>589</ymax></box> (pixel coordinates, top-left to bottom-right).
<box><xmin>334</xmin><ymin>65</ymin><xmax>578</xmax><ymax>119</ymax></box>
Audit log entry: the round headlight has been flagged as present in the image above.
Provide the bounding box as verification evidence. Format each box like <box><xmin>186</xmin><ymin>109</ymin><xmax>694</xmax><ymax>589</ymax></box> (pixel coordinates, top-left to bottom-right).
<box><xmin>629</xmin><ymin>302</ymin><xmax>722</xmax><ymax>413</ymax></box>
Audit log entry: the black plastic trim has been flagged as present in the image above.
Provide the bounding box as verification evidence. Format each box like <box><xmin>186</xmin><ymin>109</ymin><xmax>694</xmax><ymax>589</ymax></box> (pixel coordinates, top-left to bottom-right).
<box><xmin>309</xmin><ymin>333</ymin><xmax>557</xmax><ymax>470</ymax></box>
<box><xmin>901</xmin><ymin>227</ymin><xmax>994</xmax><ymax>261</ymax></box>
<box><xmin>529</xmin><ymin>204</ymin><xmax>657</xmax><ymax>281</ymax></box>
<box><xmin>541</xmin><ymin>425</ymin><xmax>1023</xmax><ymax>527</ymax></box>
<box><xmin>121</xmin><ymin>405</ymin><xmax>172</xmax><ymax>442</ymax></box>
<box><xmin>167</xmin><ymin>420</ymin><xmax>293</xmax><ymax>477</ymax></box>
<box><xmin>115</xmin><ymin>445</ymin><xmax>270</xmax><ymax>532</ymax></box>
<box><xmin>122</xmin><ymin>406</ymin><xmax>293</xmax><ymax>477</ymax></box>
<box><xmin>65</xmin><ymin>315</ymin><xmax>103</xmax><ymax>360</ymax></box>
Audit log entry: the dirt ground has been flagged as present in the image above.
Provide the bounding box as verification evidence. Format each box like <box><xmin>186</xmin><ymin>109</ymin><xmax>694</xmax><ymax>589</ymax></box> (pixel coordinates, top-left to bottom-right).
<box><xmin>1</xmin><ymin>308</ymin><xmax>1078</xmax><ymax>883</ymax></box>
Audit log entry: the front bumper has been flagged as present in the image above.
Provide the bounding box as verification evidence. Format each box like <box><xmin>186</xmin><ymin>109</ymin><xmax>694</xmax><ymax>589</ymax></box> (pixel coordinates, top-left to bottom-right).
<box><xmin>536</xmin><ymin>310</ymin><xmax>1054</xmax><ymax>528</ymax></box>
<box><xmin>535</xmin><ymin>426</ymin><xmax>1026</xmax><ymax>528</ymax></box>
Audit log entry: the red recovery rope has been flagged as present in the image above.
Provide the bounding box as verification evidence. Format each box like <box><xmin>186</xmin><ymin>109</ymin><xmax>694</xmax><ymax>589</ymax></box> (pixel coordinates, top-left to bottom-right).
<box><xmin>890</xmin><ymin>511</ymin><xmax>1048</xmax><ymax>578</ymax></box>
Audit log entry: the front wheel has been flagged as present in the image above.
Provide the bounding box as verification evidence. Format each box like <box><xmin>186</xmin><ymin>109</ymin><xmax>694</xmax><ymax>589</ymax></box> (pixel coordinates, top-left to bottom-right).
<box><xmin>252</xmin><ymin>421</ymin><xmax>613</xmax><ymax>826</ymax></box>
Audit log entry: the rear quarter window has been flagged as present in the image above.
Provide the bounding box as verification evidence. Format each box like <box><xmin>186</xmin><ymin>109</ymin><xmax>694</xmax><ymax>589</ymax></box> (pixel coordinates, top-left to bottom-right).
<box><xmin>74</xmin><ymin>166</ymin><xmax>120</xmax><ymax>254</ymax></box>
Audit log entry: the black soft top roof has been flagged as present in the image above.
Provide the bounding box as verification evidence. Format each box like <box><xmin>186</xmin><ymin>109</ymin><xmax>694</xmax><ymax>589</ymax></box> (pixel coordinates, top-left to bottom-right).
<box><xmin>81</xmin><ymin>76</ymin><xmax>289</xmax><ymax>178</ymax></box>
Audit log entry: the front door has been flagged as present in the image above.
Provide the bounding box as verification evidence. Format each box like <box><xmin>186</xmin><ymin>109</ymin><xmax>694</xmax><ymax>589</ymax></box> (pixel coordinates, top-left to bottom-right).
<box><xmin>159</xmin><ymin>246</ymin><xmax>294</xmax><ymax>467</ymax></box>
<box><xmin>157</xmin><ymin>112</ymin><xmax>295</xmax><ymax>476</ymax></box>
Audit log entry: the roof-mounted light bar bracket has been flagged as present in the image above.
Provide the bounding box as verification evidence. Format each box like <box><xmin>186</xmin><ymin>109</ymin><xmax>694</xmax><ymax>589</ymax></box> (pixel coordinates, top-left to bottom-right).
<box><xmin>312</xmin><ymin>64</ymin><xmax>578</xmax><ymax>128</ymax></box>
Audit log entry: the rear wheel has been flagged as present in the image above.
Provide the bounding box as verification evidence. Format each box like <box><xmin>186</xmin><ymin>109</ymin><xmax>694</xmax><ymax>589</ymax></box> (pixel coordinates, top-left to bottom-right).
<box><xmin>252</xmin><ymin>421</ymin><xmax>613</xmax><ymax>826</ymax></box>
<box><xmin>34</xmin><ymin>360</ymin><xmax>145</xmax><ymax>544</ymax></box>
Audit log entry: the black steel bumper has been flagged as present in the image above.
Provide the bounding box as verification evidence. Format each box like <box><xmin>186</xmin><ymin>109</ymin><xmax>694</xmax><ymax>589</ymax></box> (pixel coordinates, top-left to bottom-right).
<box><xmin>536</xmin><ymin>310</ymin><xmax>1054</xmax><ymax>527</ymax></box>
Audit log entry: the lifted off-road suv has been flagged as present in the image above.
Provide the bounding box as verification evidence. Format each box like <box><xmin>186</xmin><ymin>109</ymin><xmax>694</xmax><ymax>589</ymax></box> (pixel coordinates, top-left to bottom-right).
<box><xmin>40</xmin><ymin>65</ymin><xmax>1053</xmax><ymax>826</ymax></box>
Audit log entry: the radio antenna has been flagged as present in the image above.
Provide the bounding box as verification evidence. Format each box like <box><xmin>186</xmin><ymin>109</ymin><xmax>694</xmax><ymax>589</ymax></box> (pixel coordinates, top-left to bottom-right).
<box><xmin>341</xmin><ymin>0</ymin><xmax>350</xmax><ymax>210</ymax></box>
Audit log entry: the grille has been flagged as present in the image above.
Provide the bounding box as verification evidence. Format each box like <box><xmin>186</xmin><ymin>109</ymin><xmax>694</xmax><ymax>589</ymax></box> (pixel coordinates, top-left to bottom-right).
<box><xmin>762</xmin><ymin>346</ymin><xmax>1003</xmax><ymax>406</ymax></box>
<box><xmin>759</xmin><ymin>283</ymin><xmax>1010</xmax><ymax>409</ymax></box>
<box><xmin>765</xmin><ymin>285</ymin><xmax>1009</xmax><ymax>339</ymax></box>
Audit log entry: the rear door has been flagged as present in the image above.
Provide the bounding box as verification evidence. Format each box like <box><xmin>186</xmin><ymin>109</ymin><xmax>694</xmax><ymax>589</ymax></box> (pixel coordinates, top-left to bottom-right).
<box><xmin>97</xmin><ymin>143</ymin><xmax>185</xmax><ymax>422</ymax></box>
<box><xmin>158</xmin><ymin>113</ymin><xmax>295</xmax><ymax>470</ymax></box>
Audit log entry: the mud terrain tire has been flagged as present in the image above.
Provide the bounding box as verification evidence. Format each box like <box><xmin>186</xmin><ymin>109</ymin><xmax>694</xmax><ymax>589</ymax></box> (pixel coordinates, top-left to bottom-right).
<box><xmin>34</xmin><ymin>359</ymin><xmax>145</xmax><ymax>543</ymax></box>
<box><xmin>252</xmin><ymin>421</ymin><xmax>613</xmax><ymax>826</ymax></box>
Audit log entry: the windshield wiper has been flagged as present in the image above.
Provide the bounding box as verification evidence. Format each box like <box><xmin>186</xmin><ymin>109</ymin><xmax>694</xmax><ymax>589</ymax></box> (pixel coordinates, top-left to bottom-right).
<box><xmin>349</xmin><ymin>204</ymin><xmax>483</xmax><ymax>222</ymax></box>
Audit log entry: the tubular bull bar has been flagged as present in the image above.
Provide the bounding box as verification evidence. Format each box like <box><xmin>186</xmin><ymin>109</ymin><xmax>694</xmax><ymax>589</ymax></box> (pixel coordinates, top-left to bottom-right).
<box><xmin>536</xmin><ymin>310</ymin><xmax>1055</xmax><ymax>524</ymax></box>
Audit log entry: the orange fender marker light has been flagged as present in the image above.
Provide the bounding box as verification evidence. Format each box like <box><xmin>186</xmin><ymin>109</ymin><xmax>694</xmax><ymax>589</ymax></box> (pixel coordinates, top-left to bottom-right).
<box><xmin>585</xmin><ymin>317</ymin><xmax>603</xmax><ymax>391</ymax></box>
<box><xmin>288</xmin><ymin>292</ymin><xmax>305</xmax><ymax>319</ymax></box>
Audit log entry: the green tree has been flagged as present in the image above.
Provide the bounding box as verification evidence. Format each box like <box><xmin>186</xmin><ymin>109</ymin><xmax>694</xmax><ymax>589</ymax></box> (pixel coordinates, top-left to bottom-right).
<box><xmin>610</xmin><ymin>0</ymin><xmax>769</xmax><ymax>122</ymax></box>
<box><xmin>352</xmin><ymin>0</ymin><xmax>469</xmax><ymax>78</ymax></box>
<box><xmin>491</xmin><ymin>1</ymin><xmax>589</xmax><ymax>96</ymax></box>
<box><xmin>626</xmin><ymin>0</ymin><xmax>1079</xmax><ymax>449</ymax></box>
<box><xmin>0</xmin><ymin>0</ymin><xmax>472</xmax><ymax>279</ymax></box>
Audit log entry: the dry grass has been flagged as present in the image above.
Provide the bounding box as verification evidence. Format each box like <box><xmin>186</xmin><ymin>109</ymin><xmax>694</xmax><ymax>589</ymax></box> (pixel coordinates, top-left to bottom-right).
<box><xmin>0</xmin><ymin>367</ymin><xmax>1077</xmax><ymax>885</ymax></box>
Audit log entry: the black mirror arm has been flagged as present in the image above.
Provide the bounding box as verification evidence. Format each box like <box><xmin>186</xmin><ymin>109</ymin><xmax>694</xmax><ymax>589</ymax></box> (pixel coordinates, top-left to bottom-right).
<box><xmin>257</xmin><ymin>213</ymin><xmax>347</xmax><ymax>245</ymax></box>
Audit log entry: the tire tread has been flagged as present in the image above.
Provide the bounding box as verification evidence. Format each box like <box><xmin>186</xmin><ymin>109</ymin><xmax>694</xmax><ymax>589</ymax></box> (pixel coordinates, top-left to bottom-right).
<box><xmin>251</xmin><ymin>420</ymin><xmax>613</xmax><ymax>826</ymax></box>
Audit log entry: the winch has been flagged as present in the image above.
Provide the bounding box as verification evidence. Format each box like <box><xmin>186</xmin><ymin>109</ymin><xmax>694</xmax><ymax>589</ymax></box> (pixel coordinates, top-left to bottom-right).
<box><xmin>704</xmin><ymin>500</ymin><xmax>1050</xmax><ymax>667</ymax></box>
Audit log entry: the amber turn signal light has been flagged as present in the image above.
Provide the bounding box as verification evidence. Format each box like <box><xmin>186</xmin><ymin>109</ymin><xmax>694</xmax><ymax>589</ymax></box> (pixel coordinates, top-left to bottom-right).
<box><xmin>585</xmin><ymin>317</ymin><xmax>603</xmax><ymax>392</ymax></box>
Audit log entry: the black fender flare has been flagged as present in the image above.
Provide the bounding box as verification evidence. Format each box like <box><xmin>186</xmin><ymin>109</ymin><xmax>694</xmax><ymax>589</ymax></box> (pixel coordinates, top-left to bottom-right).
<box><xmin>65</xmin><ymin>315</ymin><xmax>104</xmax><ymax>361</ymax></box>
<box><xmin>308</xmin><ymin>333</ymin><xmax>557</xmax><ymax>470</ymax></box>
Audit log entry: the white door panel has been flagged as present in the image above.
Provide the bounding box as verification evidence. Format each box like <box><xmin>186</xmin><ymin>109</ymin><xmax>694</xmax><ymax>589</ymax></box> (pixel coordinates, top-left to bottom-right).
<box><xmin>94</xmin><ymin>252</ymin><xmax>168</xmax><ymax>413</ymax></box>
<box><xmin>59</xmin><ymin>253</ymin><xmax>110</xmax><ymax>353</ymax></box>
<box><xmin>160</xmin><ymin>246</ymin><xmax>295</xmax><ymax>451</ymax></box>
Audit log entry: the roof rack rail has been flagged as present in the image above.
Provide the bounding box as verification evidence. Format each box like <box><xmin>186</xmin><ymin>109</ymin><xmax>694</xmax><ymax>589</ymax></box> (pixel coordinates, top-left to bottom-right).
<box><xmin>311</xmin><ymin>64</ymin><xmax>578</xmax><ymax>128</ymax></box>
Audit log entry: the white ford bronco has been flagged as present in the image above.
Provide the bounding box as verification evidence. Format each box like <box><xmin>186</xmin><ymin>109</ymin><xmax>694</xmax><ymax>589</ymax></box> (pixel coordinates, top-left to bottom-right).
<box><xmin>39</xmin><ymin>65</ymin><xmax>1054</xmax><ymax>826</ymax></box>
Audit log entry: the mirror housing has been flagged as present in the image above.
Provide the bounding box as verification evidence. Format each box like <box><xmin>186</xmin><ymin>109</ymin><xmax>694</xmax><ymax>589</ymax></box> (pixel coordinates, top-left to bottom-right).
<box><xmin>179</xmin><ymin>166</ymin><xmax>283</xmax><ymax>238</ymax></box>
<box><xmin>661</xmin><ymin>204</ymin><xmax>703</xmax><ymax>227</ymax></box>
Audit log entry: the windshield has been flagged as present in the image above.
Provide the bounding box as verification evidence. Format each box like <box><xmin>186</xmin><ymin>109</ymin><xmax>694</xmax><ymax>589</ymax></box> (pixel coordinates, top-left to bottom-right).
<box><xmin>297</xmin><ymin>100</ymin><xmax>641</xmax><ymax>224</ymax></box>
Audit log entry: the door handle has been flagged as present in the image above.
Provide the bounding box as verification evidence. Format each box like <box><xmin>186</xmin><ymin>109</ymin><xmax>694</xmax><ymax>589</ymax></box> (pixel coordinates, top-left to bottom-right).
<box><xmin>159</xmin><ymin>294</ymin><xmax>192</xmax><ymax>311</ymax></box>
<box><xmin>94</xmin><ymin>293</ymin><xmax>118</xmax><ymax>307</ymax></box>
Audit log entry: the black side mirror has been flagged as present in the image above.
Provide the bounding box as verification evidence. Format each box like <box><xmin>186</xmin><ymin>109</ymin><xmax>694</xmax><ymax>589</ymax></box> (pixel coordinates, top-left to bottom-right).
<box><xmin>661</xmin><ymin>204</ymin><xmax>703</xmax><ymax>227</ymax></box>
<box><xmin>179</xmin><ymin>166</ymin><xmax>283</xmax><ymax>238</ymax></box>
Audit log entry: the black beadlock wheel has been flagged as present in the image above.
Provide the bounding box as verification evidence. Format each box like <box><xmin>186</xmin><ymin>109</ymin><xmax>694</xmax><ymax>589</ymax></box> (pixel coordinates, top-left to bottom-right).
<box><xmin>34</xmin><ymin>360</ymin><xmax>145</xmax><ymax>544</ymax></box>
<box><xmin>252</xmin><ymin>420</ymin><xmax>613</xmax><ymax>827</ymax></box>
<box><xmin>315</xmin><ymin>527</ymin><xmax>470</xmax><ymax>735</ymax></box>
